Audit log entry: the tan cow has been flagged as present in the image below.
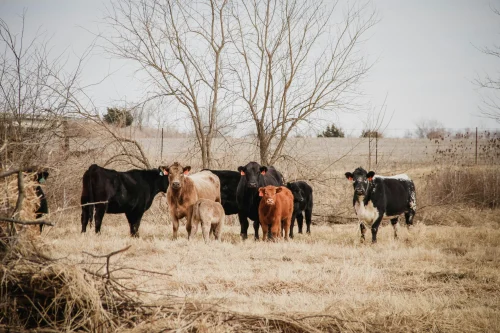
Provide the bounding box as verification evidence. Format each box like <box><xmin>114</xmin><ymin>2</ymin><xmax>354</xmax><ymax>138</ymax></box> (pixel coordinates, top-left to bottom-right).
<box><xmin>165</xmin><ymin>162</ymin><xmax>221</xmax><ymax>239</ymax></box>
<box><xmin>191</xmin><ymin>198</ymin><xmax>225</xmax><ymax>242</ymax></box>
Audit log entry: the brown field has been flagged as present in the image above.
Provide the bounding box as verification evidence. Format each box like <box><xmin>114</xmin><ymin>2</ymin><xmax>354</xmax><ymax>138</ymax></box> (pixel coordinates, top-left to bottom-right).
<box><xmin>3</xmin><ymin>127</ymin><xmax>500</xmax><ymax>332</ymax></box>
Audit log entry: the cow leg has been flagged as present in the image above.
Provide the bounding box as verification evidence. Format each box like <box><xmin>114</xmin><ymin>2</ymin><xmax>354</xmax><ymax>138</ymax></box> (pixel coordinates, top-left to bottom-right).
<box><xmin>297</xmin><ymin>212</ymin><xmax>304</xmax><ymax>234</ymax></box>
<box><xmin>253</xmin><ymin>219</ymin><xmax>260</xmax><ymax>240</ymax></box>
<box><xmin>126</xmin><ymin>211</ymin><xmax>143</xmax><ymax>237</ymax></box>
<box><xmin>360</xmin><ymin>222</ymin><xmax>367</xmax><ymax>242</ymax></box>
<box><xmin>261</xmin><ymin>222</ymin><xmax>269</xmax><ymax>241</ymax></box>
<box><xmin>305</xmin><ymin>208</ymin><xmax>312</xmax><ymax>234</ymax></box>
<box><xmin>81</xmin><ymin>204</ymin><xmax>92</xmax><ymax>233</ymax></box>
<box><xmin>94</xmin><ymin>204</ymin><xmax>106</xmax><ymax>234</ymax></box>
<box><xmin>283</xmin><ymin>217</ymin><xmax>291</xmax><ymax>241</ymax></box>
<box><xmin>171</xmin><ymin>215</ymin><xmax>180</xmax><ymax>240</ymax></box>
<box><xmin>214</xmin><ymin>216</ymin><xmax>223</xmax><ymax>241</ymax></box>
<box><xmin>371</xmin><ymin>216</ymin><xmax>383</xmax><ymax>244</ymax></box>
<box><xmin>186</xmin><ymin>207</ymin><xmax>194</xmax><ymax>240</ymax></box>
<box><xmin>390</xmin><ymin>217</ymin><xmax>399</xmax><ymax>239</ymax></box>
<box><xmin>238</xmin><ymin>212</ymin><xmax>249</xmax><ymax>240</ymax></box>
<box><xmin>270</xmin><ymin>221</ymin><xmax>281</xmax><ymax>241</ymax></box>
<box><xmin>289</xmin><ymin>209</ymin><xmax>296</xmax><ymax>239</ymax></box>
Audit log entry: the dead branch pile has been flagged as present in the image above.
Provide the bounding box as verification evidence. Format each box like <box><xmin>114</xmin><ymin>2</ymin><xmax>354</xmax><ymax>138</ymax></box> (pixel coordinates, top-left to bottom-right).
<box><xmin>0</xmin><ymin>172</ymin><xmax>39</xmax><ymax>221</ymax></box>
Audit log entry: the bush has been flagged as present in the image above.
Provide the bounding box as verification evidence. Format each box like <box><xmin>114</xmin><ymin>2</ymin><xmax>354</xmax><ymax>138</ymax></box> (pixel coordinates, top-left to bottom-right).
<box><xmin>318</xmin><ymin>123</ymin><xmax>345</xmax><ymax>138</ymax></box>
<box><xmin>103</xmin><ymin>108</ymin><xmax>133</xmax><ymax>127</ymax></box>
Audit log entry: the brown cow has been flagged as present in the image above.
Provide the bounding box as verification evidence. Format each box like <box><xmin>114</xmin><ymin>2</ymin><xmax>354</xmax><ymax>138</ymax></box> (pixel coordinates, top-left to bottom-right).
<box><xmin>191</xmin><ymin>198</ymin><xmax>225</xmax><ymax>242</ymax></box>
<box><xmin>165</xmin><ymin>162</ymin><xmax>221</xmax><ymax>239</ymax></box>
<box><xmin>258</xmin><ymin>185</ymin><xmax>294</xmax><ymax>241</ymax></box>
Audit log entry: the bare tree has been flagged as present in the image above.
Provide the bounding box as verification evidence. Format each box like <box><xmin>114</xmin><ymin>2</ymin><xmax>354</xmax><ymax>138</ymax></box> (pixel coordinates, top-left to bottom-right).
<box><xmin>0</xmin><ymin>11</ymin><xmax>82</xmax><ymax>168</ymax></box>
<box><xmin>228</xmin><ymin>0</ymin><xmax>376</xmax><ymax>165</ymax></box>
<box><xmin>475</xmin><ymin>7</ymin><xmax>500</xmax><ymax>123</ymax></box>
<box><xmin>104</xmin><ymin>0</ymin><xmax>235</xmax><ymax>168</ymax></box>
<box><xmin>414</xmin><ymin>118</ymin><xmax>446</xmax><ymax>139</ymax></box>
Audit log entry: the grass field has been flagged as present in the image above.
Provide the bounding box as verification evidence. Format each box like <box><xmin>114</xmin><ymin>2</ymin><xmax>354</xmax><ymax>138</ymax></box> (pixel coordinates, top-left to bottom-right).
<box><xmin>3</xmin><ymin>128</ymin><xmax>500</xmax><ymax>332</ymax></box>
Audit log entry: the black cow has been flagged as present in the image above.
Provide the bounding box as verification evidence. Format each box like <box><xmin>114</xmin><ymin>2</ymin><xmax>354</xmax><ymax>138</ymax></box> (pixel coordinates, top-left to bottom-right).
<box><xmin>203</xmin><ymin>169</ymin><xmax>240</xmax><ymax>216</ymax></box>
<box><xmin>236</xmin><ymin>161</ymin><xmax>284</xmax><ymax>240</ymax></box>
<box><xmin>286</xmin><ymin>181</ymin><xmax>313</xmax><ymax>238</ymax></box>
<box><xmin>81</xmin><ymin>164</ymin><xmax>169</xmax><ymax>237</ymax></box>
<box><xmin>35</xmin><ymin>171</ymin><xmax>49</xmax><ymax>233</ymax></box>
<box><xmin>345</xmin><ymin>167</ymin><xmax>416</xmax><ymax>243</ymax></box>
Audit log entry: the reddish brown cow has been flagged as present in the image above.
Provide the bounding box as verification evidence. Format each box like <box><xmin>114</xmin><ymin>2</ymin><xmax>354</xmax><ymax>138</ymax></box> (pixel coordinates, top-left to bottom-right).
<box><xmin>165</xmin><ymin>162</ymin><xmax>221</xmax><ymax>239</ymax></box>
<box><xmin>258</xmin><ymin>185</ymin><xmax>294</xmax><ymax>241</ymax></box>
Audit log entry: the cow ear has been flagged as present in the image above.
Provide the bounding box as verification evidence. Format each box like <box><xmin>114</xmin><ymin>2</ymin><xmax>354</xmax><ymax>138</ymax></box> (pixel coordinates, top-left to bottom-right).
<box><xmin>260</xmin><ymin>166</ymin><xmax>268</xmax><ymax>175</ymax></box>
<box><xmin>276</xmin><ymin>186</ymin><xmax>282</xmax><ymax>193</ymax></box>
<box><xmin>183</xmin><ymin>166</ymin><xmax>191</xmax><ymax>175</ymax></box>
<box><xmin>367</xmin><ymin>171</ymin><xmax>375</xmax><ymax>180</ymax></box>
<box><xmin>286</xmin><ymin>182</ymin><xmax>291</xmax><ymax>188</ymax></box>
<box><xmin>258</xmin><ymin>188</ymin><xmax>265</xmax><ymax>197</ymax></box>
<box><xmin>345</xmin><ymin>172</ymin><xmax>353</xmax><ymax>181</ymax></box>
<box><xmin>238</xmin><ymin>166</ymin><xmax>245</xmax><ymax>175</ymax></box>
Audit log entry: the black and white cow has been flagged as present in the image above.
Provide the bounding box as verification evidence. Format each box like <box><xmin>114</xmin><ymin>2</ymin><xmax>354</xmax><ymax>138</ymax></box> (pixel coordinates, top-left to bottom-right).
<box><xmin>345</xmin><ymin>167</ymin><xmax>416</xmax><ymax>243</ymax></box>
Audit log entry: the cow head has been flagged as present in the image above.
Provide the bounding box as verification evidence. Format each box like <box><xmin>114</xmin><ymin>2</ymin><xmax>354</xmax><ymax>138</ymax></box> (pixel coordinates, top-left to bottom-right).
<box><xmin>286</xmin><ymin>182</ymin><xmax>304</xmax><ymax>203</ymax></box>
<box><xmin>258</xmin><ymin>185</ymin><xmax>282</xmax><ymax>205</ymax></box>
<box><xmin>164</xmin><ymin>162</ymin><xmax>191</xmax><ymax>190</ymax></box>
<box><xmin>238</xmin><ymin>162</ymin><xmax>267</xmax><ymax>189</ymax></box>
<box><xmin>345</xmin><ymin>167</ymin><xmax>375</xmax><ymax>196</ymax></box>
<box><xmin>157</xmin><ymin>166</ymin><xmax>170</xmax><ymax>191</ymax></box>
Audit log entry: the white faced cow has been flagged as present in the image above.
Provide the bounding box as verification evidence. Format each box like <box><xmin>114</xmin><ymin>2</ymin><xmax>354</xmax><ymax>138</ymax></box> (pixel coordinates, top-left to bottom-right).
<box><xmin>345</xmin><ymin>167</ymin><xmax>416</xmax><ymax>243</ymax></box>
<box><xmin>165</xmin><ymin>162</ymin><xmax>221</xmax><ymax>239</ymax></box>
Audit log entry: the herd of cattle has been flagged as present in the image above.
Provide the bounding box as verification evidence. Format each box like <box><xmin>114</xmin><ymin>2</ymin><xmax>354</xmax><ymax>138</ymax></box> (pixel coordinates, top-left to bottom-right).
<box><xmin>33</xmin><ymin>161</ymin><xmax>417</xmax><ymax>243</ymax></box>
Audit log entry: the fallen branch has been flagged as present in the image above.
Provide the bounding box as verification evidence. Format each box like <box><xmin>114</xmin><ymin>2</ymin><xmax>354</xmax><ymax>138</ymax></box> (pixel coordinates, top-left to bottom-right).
<box><xmin>83</xmin><ymin>245</ymin><xmax>132</xmax><ymax>280</ymax></box>
<box><xmin>0</xmin><ymin>166</ymin><xmax>40</xmax><ymax>178</ymax></box>
<box><xmin>0</xmin><ymin>217</ymin><xmax>55</xmax><ymax>227</ymax></box>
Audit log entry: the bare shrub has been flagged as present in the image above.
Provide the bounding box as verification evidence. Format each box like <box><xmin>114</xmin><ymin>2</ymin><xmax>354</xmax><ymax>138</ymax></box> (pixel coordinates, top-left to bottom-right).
<box><xmin>420</xmin><ymin>166</ymin><xmax>500</xmax><ymax>210</ymax></box>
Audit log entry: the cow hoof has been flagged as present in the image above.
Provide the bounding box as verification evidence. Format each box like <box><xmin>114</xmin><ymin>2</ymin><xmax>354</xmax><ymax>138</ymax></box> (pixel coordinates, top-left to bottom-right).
<box><xmin>240</xmin><ymin>233</ymin><xmax>248</xmax><ymax>240</ymax></box>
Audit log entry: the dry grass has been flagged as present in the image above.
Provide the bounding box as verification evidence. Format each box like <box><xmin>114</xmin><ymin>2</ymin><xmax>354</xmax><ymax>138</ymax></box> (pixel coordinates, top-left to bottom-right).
<box><xmin>19</xmin><ymin>204</ymin><xmax>497</xmax><ymax>332</ymax></box>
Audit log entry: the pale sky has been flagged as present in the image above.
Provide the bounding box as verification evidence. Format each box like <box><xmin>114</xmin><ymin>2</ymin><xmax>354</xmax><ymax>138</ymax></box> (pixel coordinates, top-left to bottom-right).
<box><xmin>1</xmin><ymin>0</ymin><xmax>499</xmax><ymax>137</ymax></box>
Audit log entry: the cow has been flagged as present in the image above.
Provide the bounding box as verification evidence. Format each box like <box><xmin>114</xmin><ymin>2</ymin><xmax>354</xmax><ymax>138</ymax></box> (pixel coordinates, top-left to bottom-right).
<box><xmin>164</xmin><ymin>162</ymin><xmax>220</xmax><ymax>239</ymax></box>
<box><xmin>236</xmin><ymin>161</ymin><xmax>284</xmax><ymax>240</ymax></box>
<box><xmin>203</xmin><ymin>169</ymin><xmax>239</xmax><ymax>216</ymax></box>
<box><xmin>286</xmin><ymin>181</ymin><xmax>313</xmax><ymax>238</ymax></box>
<box><xmin>191</xmin><ymin>198</ymin><xmax>225</xmax><ymax>242</ymax></box>
<box><xmin>35</xmin><ymin>170</ymin><xmax>49</xmax><ymax>233</ymax></box>
<box><xmin>80</xmin><ymin>164</ymin><xmax>169</xmax><ymax>237</ymax></box>
<box><xmin>345</xmin><ymin>167</ymin><xmax>416</xmax><ymax>243</ymax></box>
<box><xmin>258</xmin><ymin>185</ymin><xmax>294</xmax><ymax>241</ymax></box>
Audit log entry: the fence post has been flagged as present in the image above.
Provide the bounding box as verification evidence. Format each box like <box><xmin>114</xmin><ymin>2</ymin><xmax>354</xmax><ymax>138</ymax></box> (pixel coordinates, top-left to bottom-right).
<box><xmin>368</xmin><ymin>132</ymin><xmax>371</xmax><ymax>170</ymax></box>
<box><xmin>161</xmin><ymin>128</ymin><xmax>164</xmax><ymax>161</ymax></box>
<box><xmin>375</xmin><ymin>131</ymin><xmax>378</xmax><ymax>165</ymax></box>
<box><xmin>475</xmin><ymin>127</ymin><xmax>478</xmax><ymax>165</ymax></box>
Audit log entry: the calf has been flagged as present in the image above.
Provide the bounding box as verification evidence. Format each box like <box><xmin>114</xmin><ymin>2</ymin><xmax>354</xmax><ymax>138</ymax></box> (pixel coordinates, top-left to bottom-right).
<box><xmin>191</xmin><ymin>198</ymin><xmax>224</xmax><ymax>242</ymax></box>
<box><xmin>35</xmin><ymin>170</ymin><xmax>49</xmax><ymax>233</ymax></box>
<box><xmin>81</xmin><ymin>164</ymin><xmax>169</xmax><ymax>237</ymax></box>
<box><xmin>258</xmin><ymin>185</ymin><xmax>294</xmax><ymax>241</ymax></box>
<box><xmin>165</xmin><ymin>162</ymin><xmax>220</xmax><ymax>239</ymax></box>
<box><xmin>345</xmin><ymin>167</ymin><xmax>416</xmax><ymax>243</ymax></box>
<box><xmin>286</xmin><ymin>181</ymin><xmax>313</xmax><ymax>238</ymax></box>
<box><xmin>236</xmin><ymin>162</ymin><xmax>284</xmax><ymax>240</ymax></box>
